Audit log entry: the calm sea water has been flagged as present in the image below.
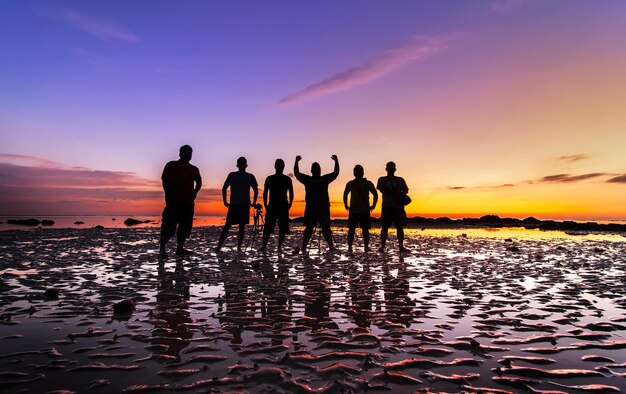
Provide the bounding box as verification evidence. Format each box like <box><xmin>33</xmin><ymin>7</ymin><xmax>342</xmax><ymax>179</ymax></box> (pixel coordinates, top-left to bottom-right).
<box><xmin>0</xmin><ymin>215</ymin><xmax>224</xmax><ymax>230</ymax></box>
<box><xmin>1</xmin><ymin>215</ymin><xmax>625</xmax><ymax>242</ymax></box>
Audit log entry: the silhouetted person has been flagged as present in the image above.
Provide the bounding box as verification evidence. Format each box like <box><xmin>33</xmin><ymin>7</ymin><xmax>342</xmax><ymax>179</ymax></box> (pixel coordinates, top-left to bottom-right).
<box><xmin>377</xmin><ymin>161</ymin><xmax>409</xmax><ymax>252</ymax></box>
<box><xmin>294</xmin><ymin>155</ymin><xmax>339</xmax><ymax>253</ymax></box>
<box><xmin>343</xmin><ymin>165</ymin><xmax>378</xmax><ymax>252</ymax></box>
<box><xmin>260</xmin><ymin>159</ymin><xmax>294</xmax><ymax>252</ymax></box>
<box><xmin>159</xmin><ymin>145</ymin><xmax>202</xmax><ymax>258</ymax></box>
<box><xmin>216</xmin><ymin>157</ymin><xmax>258</xmax><ymax>252</ymax></box>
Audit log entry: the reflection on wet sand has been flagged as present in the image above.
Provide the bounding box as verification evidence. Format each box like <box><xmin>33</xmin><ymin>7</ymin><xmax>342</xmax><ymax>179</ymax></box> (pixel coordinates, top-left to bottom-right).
<box><xmin>0</xmin><ymin>226</ymin><xmax>625</xmax><ymax>393</ymax></box>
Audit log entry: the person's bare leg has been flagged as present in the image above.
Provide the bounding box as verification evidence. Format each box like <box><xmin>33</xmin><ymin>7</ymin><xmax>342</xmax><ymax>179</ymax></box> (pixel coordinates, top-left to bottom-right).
<box><xmin>379</xmin><ymin>226</ymin><xmax>389</xmax><ymax>252</ymax></box>
<box><xmin>302</xmin><ymin>225</ymin><xmax>314</xmax><ymax>254</ymax></box>
<box><xmin>398</xmin><ymin>226</ymin><xmax>407</xmax><ymax>252</ymax></box>
<box><xmin>322</xmin><ymin>225</ymin><xmax>335</xmax><ymax>251</ymax></box>
<box><xmin>159</xmin><ymin>235</ymin><xmax>169</xmax><ymax>258</ymax></box>
<box><xmin>216</xmin><ymin>224</ymin><xmax>231</xmax><ymax>251</ymax></box>
<box><xmin>237</xmin><ymin>224</ymin><xmax>245</xmax><ymax>251</ymax></box>
<box><xmin>278</xmin><ymin>230</ymin><xmax>286</xmax><ymax>252</ymax></box>
<box><xmin>347</xmin><ymin>227</ymin><xmax>355</xmax><ymax>252</ymax></box>
<box><xmin>363</xmin><ymin>228</ymin><xmax>370</xmax><ymax>252</ymax></box>
<box><xmin>176</xmin><ymin>236</ymin><xmax>192</xmax><ymax>255</ymax></box>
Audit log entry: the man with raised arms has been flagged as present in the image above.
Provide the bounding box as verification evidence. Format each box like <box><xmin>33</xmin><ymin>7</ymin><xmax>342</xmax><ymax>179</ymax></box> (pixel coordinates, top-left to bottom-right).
<box><xmin>294</xmin><ymin>155</ymin><xmax>339</xmax><ymax>254</ymax></box>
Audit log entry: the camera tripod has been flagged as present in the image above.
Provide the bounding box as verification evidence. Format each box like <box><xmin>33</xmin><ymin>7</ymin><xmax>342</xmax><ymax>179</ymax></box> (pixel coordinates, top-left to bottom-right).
<box><xmin>245</xmin><ymin>204</ymin><xmax>264</xmax><ymax>251</ymax></box>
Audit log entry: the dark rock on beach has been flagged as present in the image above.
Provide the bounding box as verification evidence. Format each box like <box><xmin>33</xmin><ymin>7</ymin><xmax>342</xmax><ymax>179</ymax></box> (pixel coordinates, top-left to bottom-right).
<box><xmin>113</xmin><ymin>299</ymin><xmax>136</xmax><ymax>315</ymax></box>
<box><xmin>7</xmin><ymin>218</ymin><xmax>41</xmax><ymax>226</ymax></box>
<box><xmin>402</xmin><ymin>215</ymin><xmax>626</xmax><ymax>232</ymax></box>
<box><xmin>44</xmin><ymin>288</ymin><xmax>60</xmax><ymax>299</ymax></box>
<box><xmin>124</xmin><ymin>218</ymin><xmax>147</xmax><ymax>226</ymax></box>
<box><xmin>41</xmin><ymin>219</ymin><xmax>55</xmax><ymax>226</ymax></box>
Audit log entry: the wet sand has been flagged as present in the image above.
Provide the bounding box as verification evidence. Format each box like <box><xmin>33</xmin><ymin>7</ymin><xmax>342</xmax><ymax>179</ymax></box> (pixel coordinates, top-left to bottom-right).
<box><xmin>1</xmin><ymin>226</ymin><xmax>625</xmax><ymax>393</ymax></box>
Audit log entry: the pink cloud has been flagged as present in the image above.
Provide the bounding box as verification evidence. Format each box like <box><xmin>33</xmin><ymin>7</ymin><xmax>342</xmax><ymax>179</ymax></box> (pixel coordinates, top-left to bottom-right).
<box><xmin>0</xmin><ymin>162</ymin><xmax>160</xmax><ymax>189</ymax></box>
<box><xmin>61</xmin><ymin>10</ymin><xmax>140</xmax><ymax>43</ymax></box>
<box><xmin>0</xmin><ymin>156</ymin><xmax>222</xmax><ymax>215</ymax></box>
<box><xmin>0</xmin><ymin>153</ymin><xmax>65</xmax><ymax>168</ymax></box>
<box><xmin>278</xmin><ymin>36</ymin><xmax>445</xmax><ymax>105</ymax></box>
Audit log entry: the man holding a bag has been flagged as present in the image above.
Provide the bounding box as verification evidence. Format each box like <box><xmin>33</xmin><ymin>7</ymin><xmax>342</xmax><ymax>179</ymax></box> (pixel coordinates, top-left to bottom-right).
<box><xmin>377</xmin><ymin>161</ymin><xmax>410</xmax><ymax>253</ymax></box>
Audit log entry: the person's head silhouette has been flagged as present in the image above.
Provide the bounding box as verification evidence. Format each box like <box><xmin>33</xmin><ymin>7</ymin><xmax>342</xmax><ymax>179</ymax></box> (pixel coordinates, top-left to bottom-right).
<box><xmin>311</xmin><ymin>162</ymin><xmax>321</xmax><ymax>177</ymax></box>
<box><xmin>275</xmin><ymin>159</ymin><xmax>285</xmax><ymax>174</ymax></box>
<box><xmin>353</xmin><ymin>165</ymin><xmax>364</xmax><ymax>179</ymax></box>
<box><xmin>237</xmin><ymin>157</ymin><xmax>248</xmax><ymax>171</ymax></box>
<box><xmin>179</xmin><ymin>145</ymin><xmax>193</xmax><ymax>163</ymax></box>
<box><xmin>385</xmin><ymin>161</ymin><xmax>396</xmax><ymax>176</ymax></box>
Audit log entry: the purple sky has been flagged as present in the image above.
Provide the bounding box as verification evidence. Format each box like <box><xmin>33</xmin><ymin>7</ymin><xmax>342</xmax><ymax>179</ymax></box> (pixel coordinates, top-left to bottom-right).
<box><xmin>2</xmin><ymin>1</ymin><xmax>625</xmax><ymax>219</ymax></box>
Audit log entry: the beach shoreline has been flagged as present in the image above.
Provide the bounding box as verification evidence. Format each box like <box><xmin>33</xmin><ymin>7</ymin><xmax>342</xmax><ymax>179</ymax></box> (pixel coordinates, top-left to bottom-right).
<box><xmin>1</xmin><ymin>226</ymin><xmax>625</xmax><ymax>392</ymax></box>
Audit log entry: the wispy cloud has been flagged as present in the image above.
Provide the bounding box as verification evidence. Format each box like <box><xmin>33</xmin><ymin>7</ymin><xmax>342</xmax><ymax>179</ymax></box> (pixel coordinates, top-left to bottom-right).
<box><xmin>279</xmin><ymin>36</ymin><xmax>445</xmax><ymax>105</ymax></box>
<box><xmin>558</xmin><ymin>154</ymin><xmax>590</xmax><ymax>163</ymax></box>
<box><xmin>0</xmin><ymin>162</ymin><xmax>159</xmax><ymax>189</ymax></box>
<box><xmin>60</xmin><ymin>10</ymin><xmax>140</xmax><ymax>43</ymax></box>
<box><xmin>490</xmin><ymin>0</ymin><xmax>526</xmax><ymax>14</ymax></box>
<box><xmin>445</xmin><ymin>173</ymin><xmax>610</xmax><ymax>191</ymax></box>
<box><xmin>0</xmin><ymin>153</ymin><xmax>64</xmax><ymax>168</ymax></box>
<box><xmin>538</xmin><ymin>173</ymin><xmax>606</xmax><ymax>183</ymax></box>
<box><xmin>607</xmin><ymin>174</ymin><xmax>626</xmax><ymax>183</ymax></box>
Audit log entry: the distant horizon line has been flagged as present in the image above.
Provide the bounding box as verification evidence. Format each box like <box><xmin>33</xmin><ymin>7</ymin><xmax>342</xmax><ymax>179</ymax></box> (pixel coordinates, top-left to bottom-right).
<box><xmin>1</xmin><ymin>213</ymin><xmax>625</xmax><ymax>223</ymax></box>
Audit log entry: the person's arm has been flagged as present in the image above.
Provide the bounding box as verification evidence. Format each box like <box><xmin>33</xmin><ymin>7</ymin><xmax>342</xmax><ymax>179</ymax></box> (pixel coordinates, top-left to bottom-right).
<box><xmin>193</xmin><ymin>169</ymin><xmax>202</xmax><ymax>200</ymax></box>
<box><xmin>343</xmin><ymin>183</ymin><xmax>350</xmax><ymax>211</ymax></box>
<box><xmin>330</xmin><ymin>154</ymin><xmax>339</xmax><ymax>180</ymax></box>
<box><xmin>161</xmin><ymin>163</ymin><xmax>172</xmax><ymax>201</ymax></box>
<box><xmin>376</xmin><ymin>177</ymin><xmax>385</xmax><ymax>193</ymax></box>
<box><xmin>370</xmin><ymin>182</ymin><xmax>378</xmax><ymax>211</ymax></box>
<box><xmin>251</xmin><ymin>175</ymin><xmax>259</xmax><ymax>206</ymax></box>
<box><xmin>400</xmin><ymin>178</ymin><xmax>409</xmax><ymax>194</ymax></box>
<box><xmin>294</xmin><ymin>155</ymin><xmax>305</xmax><ymax>183</ymax></box>
<box><xmin>222</xmin><ymin>174</ymin><xmax>230</xmax><ymax>207</ymax></box>
<box><xmin>263</xmin><ymin>179</ymin><xmax>269</xmax><ymax>208</ymax></box>
<box><xmin>287</xmin><ymin>178</ymin><xmax>294</xmax><ymax>209</ymax></box>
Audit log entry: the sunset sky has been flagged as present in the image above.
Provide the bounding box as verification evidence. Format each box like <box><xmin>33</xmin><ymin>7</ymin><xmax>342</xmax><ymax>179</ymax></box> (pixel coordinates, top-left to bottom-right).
<box><xmin>1</xmin><ymin>1</ymin><xmax>625</xmax><ymax>220</ymax></box>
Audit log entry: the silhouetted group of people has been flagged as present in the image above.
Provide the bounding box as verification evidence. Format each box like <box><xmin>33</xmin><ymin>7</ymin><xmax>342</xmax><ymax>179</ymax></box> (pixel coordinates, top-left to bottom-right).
<box><xmin>159</xmin><ymin>145</ymin><xmax>410</xmax><ymax>258</ymax></box>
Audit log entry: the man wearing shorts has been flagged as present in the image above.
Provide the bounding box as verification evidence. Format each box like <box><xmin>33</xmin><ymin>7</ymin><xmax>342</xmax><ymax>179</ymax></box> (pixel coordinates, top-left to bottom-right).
<box><xmin>216</xmin><ymin>157</ymin><xmax>258</xmax><ymax>252</ymax></box>
<box><xmin>159</xmin><ymin>145</ymin><xmax>202</xmax><ymax>258</ymax></box>
<box><xmin>260</xmin><ymin>159</ymin><xmax>293</xmax><ymax>252</ymax></box>
<box><xmin>294</xmin><ymin>154</ymin><xmax>339</xmax><ymax>254</ymax></box>
<box><xmin>376</xmin><ymin>161</ymin><xmax>409</xmax><ymax>253</ymax></box>
<box><xmin>343</xmin><ymin>164</ymin><xmax>378</xmax><ymax>253</ymax></box>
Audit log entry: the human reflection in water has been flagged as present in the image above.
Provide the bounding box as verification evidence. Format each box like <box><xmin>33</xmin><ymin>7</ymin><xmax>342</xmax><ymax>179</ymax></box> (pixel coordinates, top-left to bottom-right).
<box><xmin>346</xmin><ymin>260</ymin><xmax>375</xmax><ymax>329</ymax></box>
<box><xmin>153</xmin><ymin>260</ymin><xmax>192</xmax><ymax>362</ymax></box>
<box><xmin>254</xmin><ymin>257</ymin><xmax>294</xmax><ymax>347</ymax></box>
<box><xmin>216</xmin><ymin>258</ymin><xmax>249</xmax><ymax>349</ymax></box>
<box><xmin>381</xmin><ymin>261</ymin><xmax>414</xmax><ymax>327</ymax></box>
<box><xmin>294</xmin><ymin>155</ymin><xmax>339</xmax><ymax>254</ymax></box>
<box><xmin>303</xmin><ymin>258</ymin><xmax>333</xmax><ymax>331</ymax></box>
